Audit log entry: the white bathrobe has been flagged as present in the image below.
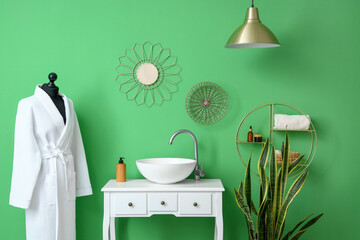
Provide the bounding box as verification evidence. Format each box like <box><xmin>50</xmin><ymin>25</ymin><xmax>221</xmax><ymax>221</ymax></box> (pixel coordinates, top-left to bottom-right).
<box><xmin>9</xmin><ymin>86</ymin><xmax>92</xmax><ymax>240</ymax></box>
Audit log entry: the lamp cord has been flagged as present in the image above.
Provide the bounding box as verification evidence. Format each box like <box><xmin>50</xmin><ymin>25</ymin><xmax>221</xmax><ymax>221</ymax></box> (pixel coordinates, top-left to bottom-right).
<box><xmin>252</xmin><ymin>0</ymin><xmax>254</xmax><ymax>7</ymax></box>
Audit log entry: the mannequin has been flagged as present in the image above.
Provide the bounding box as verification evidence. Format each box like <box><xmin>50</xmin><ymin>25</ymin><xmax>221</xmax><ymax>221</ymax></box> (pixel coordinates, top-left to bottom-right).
<box><xmin>41</xmin><ymin>72</ymin><xmax>66</xmax><ymax>124</ymax></box>
<box><xmin>10</xmin><ymin>72</ymin><xmax>93</xmax><ymax>240</ymax></box>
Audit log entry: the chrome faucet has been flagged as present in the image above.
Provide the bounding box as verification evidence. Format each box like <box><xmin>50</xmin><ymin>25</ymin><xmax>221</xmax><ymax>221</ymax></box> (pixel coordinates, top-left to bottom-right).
<box><xmin>169</xmin><ymin>129</ymin><xmax>205</xmax><ymax>181</ymax></box>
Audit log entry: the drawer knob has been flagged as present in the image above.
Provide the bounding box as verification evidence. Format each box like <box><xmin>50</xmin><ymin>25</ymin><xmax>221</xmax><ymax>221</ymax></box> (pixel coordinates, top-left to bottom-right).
<box><xmin>161</xmin><ymin>201</ymin><xmax>166</xmax><ymax>205</ymax></box>
<box><xmin>128</xmin><ymin>202</ymin><xmax>133</xmax><ymax>207</ymax></box>
<box><xmin>193</xmin><ymin>202</ymin><xmax>198</xmax><ymax>207</ymax></box>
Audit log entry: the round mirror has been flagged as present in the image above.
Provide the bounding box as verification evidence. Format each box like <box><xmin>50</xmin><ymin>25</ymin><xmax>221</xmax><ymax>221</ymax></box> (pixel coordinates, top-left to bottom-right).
<box><xmin>136</xmin><ymin>63</ymin><xmax>159</xmax><ymax>85</ymax></box>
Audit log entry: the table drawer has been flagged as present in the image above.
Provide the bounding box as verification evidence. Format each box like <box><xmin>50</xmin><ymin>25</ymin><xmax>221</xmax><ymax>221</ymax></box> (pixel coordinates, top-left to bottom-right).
<box><xmin>179</xmin><ymin>193</ymin><xmax>212</xmax><ymax>215</ymax></box>
<box><xmin>148</xmin><ymin>193</ymin><xmax>178</xmax><ymax>212</ymax></box>
<box><xmin>112</xmin><ymin>193</ymin><xmax>147</xmax><ymax>215</ymax></box>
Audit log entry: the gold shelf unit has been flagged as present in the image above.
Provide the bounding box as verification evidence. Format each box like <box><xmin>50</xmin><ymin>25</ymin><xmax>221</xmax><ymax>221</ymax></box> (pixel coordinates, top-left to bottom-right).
<box><xmin>265</xmin><ymin>162</ymin><xmax>307</xmax><ymax>167</ymax></box>
<box><xmin>271</xmin><ymin>129</ymin><xmax>314</xmax><ymax>133</ymax></box>
<box><xmin>236</xmin><ymin>140</ymin><xmax>267</xmax><ymax>144</ymax></box>
<box><xmin>236</xmin><ymin>103</ymin><xmax>317</xmax><ymax>178</ymax></box>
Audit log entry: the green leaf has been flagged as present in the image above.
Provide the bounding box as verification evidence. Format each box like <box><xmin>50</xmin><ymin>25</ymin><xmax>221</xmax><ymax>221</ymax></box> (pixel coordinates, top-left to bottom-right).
<box><xmin>270</xmin><ymin>147</ymin><xmax>280</xmax><ymax>233</ymax></box>
<box><xmin>240</xmin><ymin>182</ymin><xmax>257</xmax><ymax>216</ymax></box>
<box><xmin>291</xmin><ymin>213</ymin><xmax>324</xmax><ymax>239</ymax></box>
<box><xmin>269</xmin><ymin>147</ymin><xmax>276</xmax><ymax>201</ymax></box>
<box><xmin>288</xmin><ymin>155</ymin><xmax>304</xmax><ymax>174</ymax></box>
<box><xmin>259</xmin><ymin>139</ymin><xmax>270</xmax><ymax>168</ymax></box>
<box><xmin>257</xmin><ymin>200</ymin><xmax>269</xmax><ymax>240</ymax></box>
<box><xmin>245</xmin><ymin>217</ymin><xmax>254</xmax><ymax>240</ymax></box>
<box><xmin>258</xmin><ymin>139</ymin><xmax>270</xmax><ymax>205</ymax></box>
<box><xmin>239</xmin><ymin>182</ymin><xmax>244</xmax><ymax>196</ymax></box>
<box><xmin>280</xmin><ymin>220</ymin><xmax>286</xmax><ymax>239</ymax></box>
<box><xmin>259</xmin><ymin>166</ymin><xmax>268</xmax><ymax>205</ymax></box>
<box><xmin>283</xmin><ymin>214</ymin><xmax>313</xmax><ymax>240</ymax></box>
<box><xmin>274</xmin><ymin>168</ymin><xmax>282</xmax><ymax>224</ymax></box>
<box><xmin>280</xmin><ymin>133</ymin><xmax>290</xmax><ymax>202</ymax></box>
<box><xmin>300</xmin><ymin>213</ymin><xmax>323</xmax><ymax>231</ymax></box>
<box><xmin>251</xmin><ymin>200</ymin><xmax>258</xmax><ymax>216</ymax></box>
<box><xmin>290</xmin><ymin>230</ymin><xmax>306</xmax><ymax>240</ymax></box>
<box><xmin>234</xmin><ymin>188</ymin><xmax>256</xmax><ymax>240</ymax></box>
<box><xmin>274</xmin><ymin>170</ymin><xmax>309</xmax><ymax>240</ymax></box>
<box><xmin>266</xmin><ymin>199</ymin><xmax>274</xmax><ymax>240</ymax></box>
<box><xmin>245</xmin><ymin>153</ymin><xmax>252</xmax><ymax>212</ymax></box>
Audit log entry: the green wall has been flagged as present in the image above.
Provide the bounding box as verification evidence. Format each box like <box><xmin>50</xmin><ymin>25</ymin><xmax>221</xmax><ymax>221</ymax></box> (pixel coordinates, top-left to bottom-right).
<box><xmin>1</xmin><ymin>0</ymin><xmax>359</xmax><ymax>239</ymax></box>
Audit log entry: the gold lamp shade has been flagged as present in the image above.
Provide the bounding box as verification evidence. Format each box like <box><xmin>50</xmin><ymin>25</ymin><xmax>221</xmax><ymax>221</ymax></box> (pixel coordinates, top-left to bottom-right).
<box><xmin>226</xmin><ymin>7</ymin><xmax>280</xmax><ymax>48</ymax></box>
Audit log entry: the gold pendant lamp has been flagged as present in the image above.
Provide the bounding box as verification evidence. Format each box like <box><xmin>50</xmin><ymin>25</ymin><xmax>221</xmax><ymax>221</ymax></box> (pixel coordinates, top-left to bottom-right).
<box><xmin>225</xmin><ymin>0</ymin><xmax>280</xmax><ymax>48</ymax></box>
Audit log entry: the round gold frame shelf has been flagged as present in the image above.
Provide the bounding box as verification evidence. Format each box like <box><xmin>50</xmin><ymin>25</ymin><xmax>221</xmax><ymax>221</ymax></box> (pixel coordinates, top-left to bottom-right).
<box><xmin>236</xmin><ymin>103</ymin><xmax>317</xmax><ymax>178</ymax></box>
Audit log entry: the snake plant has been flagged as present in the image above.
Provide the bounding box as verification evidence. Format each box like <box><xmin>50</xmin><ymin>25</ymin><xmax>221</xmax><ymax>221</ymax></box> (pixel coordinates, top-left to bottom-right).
<box><xmin>234</xmin><ymin>134</ymin><xmax>323</xmax><ymax>240</ymax></box>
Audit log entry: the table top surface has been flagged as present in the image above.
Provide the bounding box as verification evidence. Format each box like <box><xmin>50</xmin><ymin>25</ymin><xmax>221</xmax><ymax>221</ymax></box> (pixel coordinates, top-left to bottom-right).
<box><xmin>101</xmin><ymin>179</ymin><xmax>225</xmax><ymax>192</ymax></box>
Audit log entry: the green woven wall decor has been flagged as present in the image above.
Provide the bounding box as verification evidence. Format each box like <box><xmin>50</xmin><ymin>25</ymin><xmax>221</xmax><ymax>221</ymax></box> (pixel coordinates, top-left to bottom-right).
<box><xmin>185</xmin><ymin>82</ymin><xmax>228</xmax><ymax>125</ymax></box>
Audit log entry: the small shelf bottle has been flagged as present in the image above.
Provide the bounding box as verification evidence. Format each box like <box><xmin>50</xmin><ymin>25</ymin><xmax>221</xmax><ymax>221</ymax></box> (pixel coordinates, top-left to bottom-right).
<box><xmin>116</xmin><ymin>157</ymin><xmax>126</xmax><ymax>182</ymax></box>
<box><xmin>247</xmin><ymin>126</ymin><xmax>253</xmax><ymax>142</ymax></box>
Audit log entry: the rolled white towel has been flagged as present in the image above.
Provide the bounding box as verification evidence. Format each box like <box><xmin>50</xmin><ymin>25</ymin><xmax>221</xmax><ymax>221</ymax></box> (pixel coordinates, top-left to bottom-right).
<box><xmin>274</xmin><ymin>114</ymin><xmax>311</xmax><ymax>130</ymax></box>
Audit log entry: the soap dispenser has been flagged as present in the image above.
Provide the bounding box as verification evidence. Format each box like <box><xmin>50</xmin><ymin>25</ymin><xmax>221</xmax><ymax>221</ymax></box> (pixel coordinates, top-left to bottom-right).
<box><xmin>116</xmin><ymin>157</ymin><xmax>126</xmax><ymax>182</ymax></box>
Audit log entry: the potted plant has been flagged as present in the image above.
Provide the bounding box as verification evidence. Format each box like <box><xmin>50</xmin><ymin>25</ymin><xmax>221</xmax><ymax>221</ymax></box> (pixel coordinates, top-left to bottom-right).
<box><xmin>234</xmin><ymin>134</ymin><xmax>323</xmax><ymax>240</ymax></box>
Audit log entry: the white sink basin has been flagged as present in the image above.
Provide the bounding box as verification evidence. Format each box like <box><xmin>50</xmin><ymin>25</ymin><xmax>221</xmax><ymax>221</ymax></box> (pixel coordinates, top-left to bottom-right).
<box><xmin>136</xmin><ymin>158</ymin><xmax>196</xmax><ymax>184</ymax></box>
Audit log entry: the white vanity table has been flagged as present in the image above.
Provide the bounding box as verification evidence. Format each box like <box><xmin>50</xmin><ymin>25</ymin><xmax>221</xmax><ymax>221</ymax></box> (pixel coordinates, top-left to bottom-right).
<box><xmin>102</xmin><ymin>179</ymin><xmax>225</xmax><ymax>240</ymax></box>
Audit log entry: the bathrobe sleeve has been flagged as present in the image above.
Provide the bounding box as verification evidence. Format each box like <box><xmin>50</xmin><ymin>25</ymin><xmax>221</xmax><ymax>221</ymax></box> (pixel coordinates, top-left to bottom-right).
<box><xmin>10</xmin><ymin>100</ymin><xmax>42</xmax><ymax>209</ymax></box>
<box><xmin>71</xmin><ymin>113</ymin><xmax>92</xmax><ymax>197</ymax></box>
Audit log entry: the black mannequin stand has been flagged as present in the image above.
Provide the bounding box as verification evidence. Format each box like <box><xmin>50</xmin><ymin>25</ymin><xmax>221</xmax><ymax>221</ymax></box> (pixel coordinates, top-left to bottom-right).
<box><xmin>41</xmin><ymin>73</ymin><xmax>66</xmax><ymax>124</ymax></box>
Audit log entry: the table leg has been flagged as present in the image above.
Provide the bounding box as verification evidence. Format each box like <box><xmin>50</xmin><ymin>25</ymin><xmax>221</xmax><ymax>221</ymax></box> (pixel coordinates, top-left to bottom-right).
<box><xmin>215</xmin><ymin>192</ymin><xmax>223</xmax><ymax>240</ymax></box>
<box><xmin>214</xmin><ymin>218</ymin><xmax>218</xmax><ymax>240</ymax></box>
<box><xmin>110</xmin><ymin>217</ymin><xmax>115</xmax><ymax>240</ymax></box>
<box><xmin>215</xmin><ymin>216</ymin><xmax>223</xmax><ymax>240</ymax></box>
<box><xmin>103</xmin><ymin>192</ymin><xmax>110</xmax><ymax>240</ymax></box>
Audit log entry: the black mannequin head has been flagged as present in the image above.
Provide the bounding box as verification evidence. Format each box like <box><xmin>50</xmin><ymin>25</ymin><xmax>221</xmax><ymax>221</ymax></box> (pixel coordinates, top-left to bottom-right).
<box><xmin>41</xmin><ymin>72</ymin><xmax>59</xmax><ymax>97</ymax></box>
<box><xmin>47</xmin><ymin>72</ymin><xmax>58</xmax><ymax>88</ymax></box>
<box><xmin>40</xmin><ymin>72</ymin><xmax>66</xmax><ymax>123</ymax></box>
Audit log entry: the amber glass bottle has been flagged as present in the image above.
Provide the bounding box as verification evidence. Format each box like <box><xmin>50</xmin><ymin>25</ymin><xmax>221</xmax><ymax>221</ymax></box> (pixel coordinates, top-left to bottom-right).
<box><xmin>247</xmin><ymin>126</ymin><xmax>253</xmax><ymax>142</ymax></box>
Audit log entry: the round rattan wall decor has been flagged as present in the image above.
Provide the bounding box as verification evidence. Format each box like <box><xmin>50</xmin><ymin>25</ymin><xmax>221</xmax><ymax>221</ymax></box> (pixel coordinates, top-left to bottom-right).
<box><xmin>185</xmin><ymin>82</ymin><xmax>228</xmax><ymax>125</ymax></box>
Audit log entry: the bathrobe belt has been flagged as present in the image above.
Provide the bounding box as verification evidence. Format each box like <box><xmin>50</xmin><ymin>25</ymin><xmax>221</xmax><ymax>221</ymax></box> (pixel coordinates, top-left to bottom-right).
<box><xmin>42</xmin><ymin>143</ymin><xmax>72</xmax><ymax>193</ymax></box>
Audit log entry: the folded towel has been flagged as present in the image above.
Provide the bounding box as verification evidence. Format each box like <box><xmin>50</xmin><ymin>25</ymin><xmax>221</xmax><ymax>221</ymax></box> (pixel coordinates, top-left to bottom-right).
<box><xmin>274</xmin><ymin>114</ymin><xmax>311</xmax><ymax>130</ymax></box>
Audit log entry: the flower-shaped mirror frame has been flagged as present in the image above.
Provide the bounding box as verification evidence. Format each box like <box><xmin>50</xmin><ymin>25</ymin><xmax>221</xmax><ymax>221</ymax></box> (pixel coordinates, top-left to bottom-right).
<box><xmin>115</xmin><ymin>41</ymin><xmax>181</xmax><ymax>107</ymax></box>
